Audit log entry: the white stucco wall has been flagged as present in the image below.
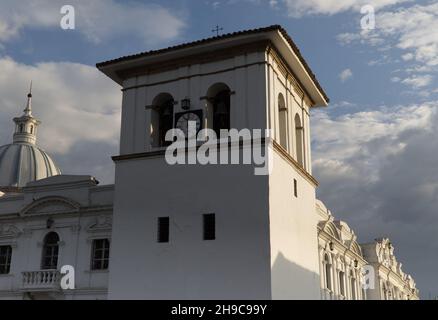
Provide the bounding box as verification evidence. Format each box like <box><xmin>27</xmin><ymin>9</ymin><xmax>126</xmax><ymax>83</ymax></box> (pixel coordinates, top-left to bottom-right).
<box><xmin>268</xmin><ymin>150</ymin><xmax>320</xmax><ymax>299</ymax></box>
<box><xmin>108</xmin><ymin>157</ymin><xmax>271</xmax><ymax>299</ymax></box>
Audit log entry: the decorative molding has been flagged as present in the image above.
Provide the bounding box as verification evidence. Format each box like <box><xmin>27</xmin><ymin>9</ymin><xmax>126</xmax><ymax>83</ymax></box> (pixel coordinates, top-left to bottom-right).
<box><xmin>20</xmin><ymin>196</ymin><xmax>81</xmax><ymax>217</ymax></box>
<box><xmin>0</xmin><ymin>224</ymin><xmax>22</xmax><ymax>239</ymax></box>
<box><xmin>70</xmin><ymin>224</ymin><xmax>81</xmax><ymax>234</ymax></box>
<box><xmin>87</xmin><ymin>216</ymin><xmax>112</xmax><ymax>233</ymax></box>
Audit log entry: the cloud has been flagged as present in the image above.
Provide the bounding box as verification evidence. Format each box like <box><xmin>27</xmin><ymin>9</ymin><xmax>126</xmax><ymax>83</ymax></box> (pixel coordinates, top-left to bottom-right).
<box><xmin>0</xmin><ymin>0</ymin><xmax>185</xmax><ymax>45</ymax></box>
<box><xmin>402</xmin><ymin>53</ymin><xmax>414</xmax><ymax>61</ymax></box>
<box><xmin>339</xmin><ymin>68</ymin><xmax>353</xmax><ymax>82</ymax></box>
<box><xmin>212</xmin><ymin>1</ymin><xmax>221</xmax><ymax>9</ymax></box>
<box><xmin>336</xmin><ymin>2</ymin><xmax>438</xmax><ymax>91</ymax></box>
<box><xmin>282</xmin><ymin>0</ymin><xmax>409</xmax><ymax>17</ymax></box>
<box><xmin>0</xmin><ymin>56</ymin><xmax>121</xmax><ymax>184</ymax></box>
<box><xmin>401</xmin><ymin>74</ymin><xmax>433</xmax><ymax>88</ymax></box>
<box><xmin>312</xmin><ymin>101</ymin><xmax>438</xmax><ymax>298</ymax></box>
<box><xmin>269</xmin><ymin>0</ymin><xmax>279</xmax><ymax>9</ymax></box>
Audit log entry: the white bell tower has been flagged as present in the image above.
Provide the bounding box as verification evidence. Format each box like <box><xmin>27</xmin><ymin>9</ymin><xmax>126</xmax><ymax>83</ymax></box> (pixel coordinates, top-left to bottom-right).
<box><xmin>98</xmin><ymin>25</ymin><xmax>329</xmax><ymax>299</ymax></box>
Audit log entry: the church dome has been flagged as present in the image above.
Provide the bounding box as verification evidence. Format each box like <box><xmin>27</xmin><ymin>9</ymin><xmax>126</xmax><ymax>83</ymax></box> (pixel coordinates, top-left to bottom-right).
<box><xmin>0</xmin><ymin>143</ymin><xmax>61</xmax><ymax>189</ymax></box>
<box><xmin>0</xmin><ymin>84</ymin><xmax>61</xmax><ymax>190</ymax></box>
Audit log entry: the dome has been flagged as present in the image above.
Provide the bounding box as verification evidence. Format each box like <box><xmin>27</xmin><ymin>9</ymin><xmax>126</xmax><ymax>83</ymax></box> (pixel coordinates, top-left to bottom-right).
<box><xmin>0</xmin><ymin>84</ymin><xmax>61</xmax><ymax>191</ymax></box>
<box><xmin>0</xmin><ymin>143</ymin><xmax>61</xmax><ymax>189</ymax></box>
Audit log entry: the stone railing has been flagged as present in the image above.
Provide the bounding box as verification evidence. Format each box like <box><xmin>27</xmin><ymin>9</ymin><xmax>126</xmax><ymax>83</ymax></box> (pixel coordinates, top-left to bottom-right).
<box><xmin>22</xmin><ymin>270</ymin><xmax>61</xmax><ymax>291</ymax></box>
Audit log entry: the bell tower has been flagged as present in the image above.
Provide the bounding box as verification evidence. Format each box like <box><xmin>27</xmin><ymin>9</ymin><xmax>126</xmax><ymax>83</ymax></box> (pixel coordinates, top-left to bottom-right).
<box><xmin>13</xmin><ymin>82</ymin><xmax>41</xmax><ymax>145</ymax></box>
<box><xmin>98</xmin><ymin>25</ymin><xmax>329</xmax><ymax>300</ymax></box>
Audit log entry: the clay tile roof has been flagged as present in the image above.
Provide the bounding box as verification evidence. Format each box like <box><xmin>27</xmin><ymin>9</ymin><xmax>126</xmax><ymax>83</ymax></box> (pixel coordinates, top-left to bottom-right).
<box><xmin>96</xmin><ymin>25</ymin><xmax>329</xmax><ymax>103</ymax></box>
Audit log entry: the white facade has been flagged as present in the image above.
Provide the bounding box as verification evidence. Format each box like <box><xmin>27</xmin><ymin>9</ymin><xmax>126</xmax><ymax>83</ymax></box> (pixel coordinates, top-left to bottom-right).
<box><xmin>99</xmin><ymin>25</ymin><xmax>325</xmax><ymax>300</ymax></box>
<box><xmin>0</xmin><ymin>26</ymin><xmax>419</xmax><ymax>300</ymax></box>
<box><xmin>361</xmin><ymin>239</ymin><xmax>419</xmax><ymax>300</ymax></box>
<box><xmin>0</xmin><ymin>175</ymin><xmax>113</xmax><ymax>300</ymax></box>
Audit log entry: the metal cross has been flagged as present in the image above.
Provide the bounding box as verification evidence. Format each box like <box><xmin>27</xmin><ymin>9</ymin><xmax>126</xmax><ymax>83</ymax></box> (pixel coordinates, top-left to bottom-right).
<box><xmin>212</xmin><ymin>25</ymin><xmax>224</xmax><ymax>37</ymax></box>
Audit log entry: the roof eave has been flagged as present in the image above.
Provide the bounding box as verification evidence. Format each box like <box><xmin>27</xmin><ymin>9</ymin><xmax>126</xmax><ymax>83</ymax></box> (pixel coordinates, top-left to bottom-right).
<box><xmin>96</xmin><ymin>25</ymin><xmax>329</xmax><ymax>106</ymax></box>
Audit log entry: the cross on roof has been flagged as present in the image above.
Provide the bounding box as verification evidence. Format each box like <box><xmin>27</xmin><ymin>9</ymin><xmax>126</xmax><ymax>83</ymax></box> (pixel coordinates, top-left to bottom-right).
<box><xmin>212</xmin><ymin>25</ymin><xmax>224</xmax><ymax>37</ymax></box>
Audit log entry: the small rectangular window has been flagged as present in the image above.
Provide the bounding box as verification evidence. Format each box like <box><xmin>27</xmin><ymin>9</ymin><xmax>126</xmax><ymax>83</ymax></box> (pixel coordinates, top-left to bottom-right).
<box><xmin>294</xmin><ymin>179</ymin><xmax>298</xmax><ymax>198</ymax></box>
<box><xmin>91</xmin><ymin>239</ymin><xmax>110</xmax><ymax>271</ymax></box>
<box><xmin>158</xmin><ymin>217</ymin><xmax>170</xmax><ymax>243</ymax></box>
<box><xmin>0</xmin><ymin>246</ymin><xmax>12</xmax><ymax>274</ymax></box>
<box><xmin>203</xmin><ymin>214</ymin><xmax>216</xmax><ymax>241</ymax></box>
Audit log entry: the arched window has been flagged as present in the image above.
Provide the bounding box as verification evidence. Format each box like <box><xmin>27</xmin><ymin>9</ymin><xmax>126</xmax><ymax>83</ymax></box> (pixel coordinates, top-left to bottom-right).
<box><xmin>350</xmin><ymin>271</ymin><xmax>357</xmax><ymax>300</ymax></box>
<box><xmin>278</xmin><ymin>93</ymin><xmax>288</xmax><ymax>150</ymax></box>
<box><xmin>213</xmin><ymin>91</ymin><xmax>230</xmax><ymax>136</ymax></box>
<box><xmin>207</xmin><ymin>83</ymin><xmax>231</xmax><ymax>137</ymax></box>
<box><xmin>19</xmin><ymin>124</ymin><xmax>24</xmax><ymax>133</ymax></box>
<box><xmin>151</xmin><ymin>93</ymin><xmax>174</xmax><ymax>147</ymax></box>
<box><xmin>324</xmin><ymin>254</ymin><xmax>332</xmax><ymax>291</ymax></box>
<box><xmin>30</xmin><ymin>125</ymin><xmax>34</xmax><ymax>134</ymax></box>
<box><xmin>294</xmin><ymin>114</ymin><xmax>304</xmax><ymax>167</ymax></box>
<box><xmin>339</xmin><ymin>271</ymin><xmax>345</xmax><ymax>297</ymax></box>
<box><xmin>41</xmin><ymin>232</ymin><xmax>60</xmax><ymax>270</ymax></box>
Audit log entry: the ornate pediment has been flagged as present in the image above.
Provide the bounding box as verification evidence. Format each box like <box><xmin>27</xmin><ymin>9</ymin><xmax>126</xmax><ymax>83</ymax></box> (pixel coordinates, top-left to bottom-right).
<box><xmin>21</xmin><ymin>196</ymin><xmax>80</xmax><ymax>216</ymax></box>
<box><xmin>87</xmin><ymin>215</ymin><xmax>112</xmax><ymax>233</ymax></box>
<box><xmin>376</xmin><ymin>238</ymin><xmax>398</xmax><ymax>269</ymax></box>
<box><xmin>0</xmin><ymin>224</ymin><xmax>22</xmax><ymax>239</ymax></box>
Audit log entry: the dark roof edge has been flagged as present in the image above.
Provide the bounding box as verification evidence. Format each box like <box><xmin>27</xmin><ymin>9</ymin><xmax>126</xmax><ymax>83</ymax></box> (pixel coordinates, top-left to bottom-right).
<box><xmin>96</xmin><ymin>25</ymin><xmax>329</xmax><ymax>104</ymax></box>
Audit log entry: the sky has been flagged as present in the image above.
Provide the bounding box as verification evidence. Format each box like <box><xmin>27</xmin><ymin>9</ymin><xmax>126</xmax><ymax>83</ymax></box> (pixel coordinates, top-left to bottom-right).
<box><xmin>0</xmin><ymin>0</ymin><xmax>437</xmax><ymax>298</ymax></box>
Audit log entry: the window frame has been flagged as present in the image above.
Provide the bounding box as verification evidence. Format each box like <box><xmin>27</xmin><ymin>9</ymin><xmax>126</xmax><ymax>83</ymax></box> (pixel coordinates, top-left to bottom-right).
<box><xmin>0</xmin><ymin>245</ymin><xmax>12</xmax><ymax>275</ymax></box>
<box><xmin>90</xmin><ymin>238</ymin><xmax>110</xmax><ymax>271</ymax></box>
<box><xmin>41</xmin><ymin>232</ymin><xmax>60</xmax><ymax>270</ymax></box>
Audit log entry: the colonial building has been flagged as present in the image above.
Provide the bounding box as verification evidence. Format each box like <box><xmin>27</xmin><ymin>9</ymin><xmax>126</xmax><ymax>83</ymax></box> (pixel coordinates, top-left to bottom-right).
<box><xmin>316</xmin><ymin>200</ymin><xmax>368</xmax><ymax>300</ymax></box>
<box><xmin>0</xmin><ymin>25</ymin><xmax>419</xmax><ymax>300</ymax></box>
<box><xmin>361</xmin><ymin>238</ymin><xmax>419</xmax><ymax>300</ymax></box>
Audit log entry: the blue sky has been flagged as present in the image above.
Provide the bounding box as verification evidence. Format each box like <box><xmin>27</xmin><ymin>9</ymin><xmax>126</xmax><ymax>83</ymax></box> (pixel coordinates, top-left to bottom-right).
<box><xmin>0</xmin><ymin>0</ymin><xmax>437</xmax><ymax>298</ymax></box>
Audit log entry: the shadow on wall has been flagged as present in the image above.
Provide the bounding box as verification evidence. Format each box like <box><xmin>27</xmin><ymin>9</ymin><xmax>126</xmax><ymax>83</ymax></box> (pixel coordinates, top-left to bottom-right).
<box><xmin>271</xmin><ymin>252</ymin><xmax>321</xmax><ymax>300</ymax></box>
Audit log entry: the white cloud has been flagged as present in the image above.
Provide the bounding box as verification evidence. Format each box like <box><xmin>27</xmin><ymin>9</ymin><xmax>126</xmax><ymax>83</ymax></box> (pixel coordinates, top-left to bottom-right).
<box><xmin>339</xmin><ymin>68</ymin><xmax>353</xmax><ymax>82</ymax></box>
<box><xmin>282</xmin><ymin>0</ymin><xmax>410</xmax><ymax>17</ymax></box>
<box><xmin>337</xmin><ymin>32</ymin><xmax>361</xmax><ymax>45</ymax></box>
<box><xmin>401</xmin><ymin>75</ymin><xmax>433</xmax><ymax>88</ymax></box>
<box><xmin>0</xmin><ymin>56</ymin><xmax>121</xmax><ymax>183</ymax></box>
<box><xmin>335</xmin><ymin>2</ymin><xmax>438</xmax><ymax>91</ymax></box>
<box><xmin>0</xmin><ymin>0</ymin><xmax>185</xmax><ymax>44</ymax></box>
<box><xmin>269</xmin><ymin>0</ymin><xmax>279</xmax><ymax>9</ymax></box>
<box><xmin>402</xmin><ymin>53</ymin><xmax>414</xmax><ymax>61</ymax></box>
<box><xmin>376</xmin><ymin>3</ymin><xmax>438</xmax><ymax>67</ymax></box>
<box><xmin>312</xmin><ymin>103</ymin><xmax>433</xmax><ymax>177</ymax></box>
